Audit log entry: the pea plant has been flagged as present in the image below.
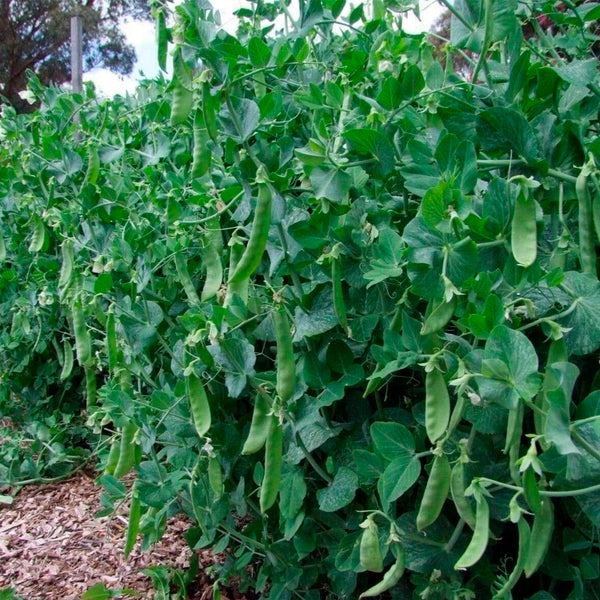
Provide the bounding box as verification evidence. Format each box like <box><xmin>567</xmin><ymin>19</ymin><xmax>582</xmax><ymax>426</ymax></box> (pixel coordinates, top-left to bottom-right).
<box><xmin>1</xmin><ymin>0</ymin><xmax>600</xmax><ymax>598</ymax></box>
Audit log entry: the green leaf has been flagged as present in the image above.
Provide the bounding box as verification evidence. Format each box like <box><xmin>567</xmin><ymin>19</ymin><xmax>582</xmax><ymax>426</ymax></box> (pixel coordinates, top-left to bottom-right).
<box><xmin>81</xmin><ymin>584</ymin><xmax>115</xmax><ymax>600</ymax></box>
<box><xmin>370</xmin><ymin>421</ymin><xmax>415</xmax><ymax>460</ymax></box>
<box><xmin>377</xmin><ymin>454</ymin><xmax>421</xmax><ymax>504</ymax></box>
<box><xmin>293</xmin><ymin>289</ymin><xmax>338</xmax><ymax>340</ymax></box>
<box><xmin>317</xmin><ymin>467</ymin><xmax>359</xmax><ymax>512</ymax></box>
<box><xmin>309</xmin><ymin>168</ymin><xmax>352</xmax><ymax>203</ymax></box>
<box><xmin>248</xmin><ymin>37</ymin><xmax>271</xmax><ymax>67</ymax></box>
<box><xmin>352</xmin><ymin>449</ymin><xmax>385</xmax><ymax>484</ymax></box>
<box><xmin>280</xmin><ymin>465</ymin><xmax>307</xmax><ymax>519</ymax></box>
<box><xmin>363</xmin><ymin>228</ymin><xmax>404</xmax><ymax>287</ymax></box>
<box><xmin>342</xmin><ymin>129</ymin><xmax>396</xmax><ymax>175</ymax></box>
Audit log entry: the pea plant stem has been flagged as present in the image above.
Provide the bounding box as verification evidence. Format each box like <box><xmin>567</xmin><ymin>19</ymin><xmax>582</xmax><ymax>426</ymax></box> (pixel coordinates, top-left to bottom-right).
<box><xmin>477</xmin><ymin>477</ymin><xmax>600</xmax><ymax>498</ymax></box>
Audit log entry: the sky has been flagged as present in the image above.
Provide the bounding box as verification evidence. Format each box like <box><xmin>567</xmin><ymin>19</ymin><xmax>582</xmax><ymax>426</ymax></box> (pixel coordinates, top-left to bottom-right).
<box><xmin>85</xmin><ymin>0</ymin><xmax>443</xmax><ymax>96</ymax></box>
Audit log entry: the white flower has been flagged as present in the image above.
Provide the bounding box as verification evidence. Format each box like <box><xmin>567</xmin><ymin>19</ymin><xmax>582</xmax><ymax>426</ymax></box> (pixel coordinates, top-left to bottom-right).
<box><xmin>18</xmin><ymin>90</ymin><xmax>36</xmax><ymax>104</ymax></box>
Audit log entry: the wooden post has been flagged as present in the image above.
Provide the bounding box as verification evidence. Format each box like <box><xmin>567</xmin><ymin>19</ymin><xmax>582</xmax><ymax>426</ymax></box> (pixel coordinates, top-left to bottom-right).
<box><xmin>71</xmin><ymin>15</ymin><xmax>83</xmax><ymax>93</ymax></box>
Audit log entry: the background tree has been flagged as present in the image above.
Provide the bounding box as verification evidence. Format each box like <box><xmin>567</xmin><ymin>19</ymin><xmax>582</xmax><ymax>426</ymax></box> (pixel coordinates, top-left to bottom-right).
<box><xmin>0</xmin><ymin>0</ymin><xmax>151</xmax><ymax>111</ymax></box>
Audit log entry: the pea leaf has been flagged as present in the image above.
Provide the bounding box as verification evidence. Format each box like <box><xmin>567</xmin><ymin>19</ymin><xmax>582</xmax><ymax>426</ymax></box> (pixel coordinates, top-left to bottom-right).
<box><xmin>317</xmin><ymin>467</ymin><xmax>359</xmax><ymax>512</ymax></box>
<box><xmin>370</xmin><ymin>422</ymin><xmax>415</xmax><ymax>460</ymax></box>
<box><xmin>309</xmin><ymin>168</ymin><xmax>352</xmax><ymax>204</ymax></box>
<box><xmin>377</xmin><ymin>454</ymin><xmax>421</xmax><ymax>505</ymax></box>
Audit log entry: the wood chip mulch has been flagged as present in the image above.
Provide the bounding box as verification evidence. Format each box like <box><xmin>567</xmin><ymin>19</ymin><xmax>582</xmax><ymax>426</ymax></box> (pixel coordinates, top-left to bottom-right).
<box><xmin>0</xmin><ymin>471</ymin><xmax>253</xmax><ymax>600</ymax></box>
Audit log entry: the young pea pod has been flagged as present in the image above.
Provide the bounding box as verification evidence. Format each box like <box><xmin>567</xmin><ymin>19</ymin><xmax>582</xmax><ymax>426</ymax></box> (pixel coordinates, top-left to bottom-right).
<box><xmin>72</xmin><ymin>298</ymin><xmax>92</xmax><ymax>367</ymax></box>
<box><xmin>511</xmin><ymin>186</ymin><xmax>537</xmax><ymax>268</ymax></box>
<box><xmin>105</xmin><ymin>309</ymin><xmax>119</xmax><ymax>376</ymax></box>
<box><xmin>454</xmin><ymin>493</ymin><xmax>490</xmax><ymax>570</ymax></box>
<box><xmin>191</xmin><ymin>109</ymin><xmax>211</xmax><ymax>179</ymax></box>
<box><xmin>522</xmin><ymin>467</ymin><xmax>541</xmax><ymax>514</ymax></box>
<box><xmin>229</xmin><ymin>184</ymin><xmax>272</xmax><ymax>285</ymax></box>
<box><xmin>29</xmin><ymin>215</ymin><xmax>48</xmax><ymax>253</ymax></box>
<box><xmin>59</xmin><ymin>340</ymin><xmax>74</xmax><ymax>381</ymax></box>
<box><xmin>200</xmin><ymin>218</ymin><xmax>223</xmax><ymax>302</ymax></box>
<box><xmin>421</xmin><ymin>296</ymin><xmax>456</xmax><ymax>336</ymax></box>
<box><xmin>450</xmin><ymin>448</ymin><xmax>476</xmax><ymax>530</ymax></box>
<box><xmin>576</xmin><ymin>159</ymin><xmax>596</xmax><ymax>275</ymax></box>
<box><xmin>58</xmin><ymin>240</ymin><xmax>74</xmax><ymax>290</ymax></box>
<box><xmin>187</xmin><ymin>374</ymin><xmax>211</xmax><ymax>438</ymax></box>
<box><xmin>359</xmin><ymin>544</ymin><xmax>405</xmax><ymax>598</ymax></box>
<box><xmin>359</xmin><ymin>517</ymin><xmax>384</xmax><ymax>573</ymax></box>
<box><xmin>124</xmin><ymin>484</ymin><xmax>141</xmax><ymax>558</ymax></box>
<box><xmin>0</xmin><ymin>231</ymin><xmax>5</xmax><ymax>263</ymax></box>
<box><xmin>156</xmin><ymin>10</ymin><xmax>168</xmax><ymax>72</ymax></box>
<box><xmin>85</xmin><ymin>145</ymin><xmax>100</xmax><ymax>185</ymax></box>
<box><xmin>425</xmin><ymin>368</ymin><xmax>450</xmax><ymax>443</ymax></box>
<box><xmin>273</xmin><ymin>303</ymin><xmax>295</xmax><ymax>404</ymax></box>
<box><xmin>208</xmin><ymin>456</ymin><xmax>223</xmax><ymax>498</ymax></box>
<box><xmin>492</xmin><ymin>516</ymin><xmax>530</xmax><ymax>599</ymax></box>
<box><xmin>524</xmin><ymin>498</ymin><xmax>554</xmax><ymax>577</ymax></box>
<box><xmin>259</xmin><ymin>414</ymin><xmax>283</xmax><ymax>513</ymax></box>
<box><xmin>242</xmin><ymin>392</ymin><xmax>272</xmax><ymax>455</ymax></box>
<box><xmin>332</xmin><ymin>254</ymin><xmax>350</xmax><ymax>337</ymax></box>
<box><xmin>104</xmin><ymin>437</ymin><xmax>121</xmax><ymax>476</ymax></box>
<box><xmin>416</xmin><ymin>452</ymin><xmax>451</xmax><ymax>531</ymax></box>
<box><xmin>113</xmin><ymin>421</ymin><xmax>138</xmax><ymax>479</ymax></box>
<box><xmin>224</xmin><ymin>231</ymin><xmax>249</xmax><ymax>307</ymax></box>
<box><xmin>175</xmin><ymin>251</ymin><xmax>201</xmax><ymax>306</ymax></box>
<box><xmin>170</xmin><ymin>51</ymin><xmax>193</xmax><ymax>126</ymax></box>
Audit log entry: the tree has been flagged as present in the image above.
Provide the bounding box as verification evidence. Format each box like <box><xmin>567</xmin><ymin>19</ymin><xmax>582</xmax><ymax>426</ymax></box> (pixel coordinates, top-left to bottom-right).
<box><xmin>0</xmin><ymin>0</ymin><xmax>151</xmax><ymax>111</ymax></box>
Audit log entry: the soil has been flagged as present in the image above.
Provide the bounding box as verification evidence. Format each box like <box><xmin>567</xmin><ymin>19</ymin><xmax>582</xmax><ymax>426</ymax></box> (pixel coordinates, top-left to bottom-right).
<box><xmin>0</xmin><ymin>470</ymin><xmax>253</xmax><ymax>600</ymax></box>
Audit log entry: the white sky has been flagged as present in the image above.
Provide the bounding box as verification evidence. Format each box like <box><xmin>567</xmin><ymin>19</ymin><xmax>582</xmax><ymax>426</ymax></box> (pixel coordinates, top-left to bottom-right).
<box><xmin>85</xmin><ymin>0</ymin><xmax>443</xmax><ymax>96</ymax></box>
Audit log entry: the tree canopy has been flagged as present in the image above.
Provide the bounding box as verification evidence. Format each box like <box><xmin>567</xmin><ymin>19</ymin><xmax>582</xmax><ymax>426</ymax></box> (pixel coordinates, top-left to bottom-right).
<box><xmin>0</xmin><ymin>0</ymin><xmax>151</xmax><ymax>110</ymax></box>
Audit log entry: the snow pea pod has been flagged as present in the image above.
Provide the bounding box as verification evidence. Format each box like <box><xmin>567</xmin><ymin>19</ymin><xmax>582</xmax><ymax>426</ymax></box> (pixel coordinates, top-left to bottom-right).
<box><xmin>113</xmin><ymin>420</ymin><xmax>137</xmax><ymax>479</ymax></box>
<box><xmin>492</xmin><ymin>516</ymin><xmax>530</xmax><ymax>599</ymax></box>
<box><xmin>156</xmin><ymin>10</ymin><xmax>168</xmax><ymax>72</ymax></box>
<box><xmin>416</xmin><ymin>452</ymin><xmax>451</xmax><ymax>531</ymax></box>
<box><xmin>425</xmin><ymin>368</ymin><xmax>450</xmax><ymax>443</ymax></box>
<box><xmin>175</xmin><ymin>251</ymin><xmax>200</xmax><ymax>306</ymax></box>
<box><xmin>359</xmin><ymin>544</ymin><xmax>405</xmax><ymax>598</ymax></box>
<box><xmin>524</xmin><ymin>498</ymin><xmax>554</xmax><ymax>577</ymax></box>
<box><xmin>242</xmin><ymin>392</ymin><xmax>271</xmax><ymax>455</ymax></box>
<box><xmin>359</xmin><ymin>517</ymin><xmax>383</xmax><ymax>573</ymax></box>
<box><xmin>72</xmin><ymin>298</ymin><xmax>92</xmax><ymax>367</ymax></box>
<box><xmin>421</xmin><ymin>296</ymin><xmax>456</xmax><ymax>336</ymax></box>
<box><xmin>124</xmin><ymin>484</ymin><xmax>141</xmax><ymax>558</ymax></box>
<box><xmin>454</xmin><ymin>493</ymin><xmax>490</xmax><ymax>570</ymax></box>
<box><xmin>273</xmin><ymin>302</ymin><xmax>295</xmax><ymax>404</ymax></box>
<box><xmin>200</xmin><ymin>217</ymin><xmax>223</xmax><ymax>302</ymax></box>
<box><xmin>259</xmin><ymin>414</ymin><xmax>283</xmax><ymax>513</ymax></box>
<box><xmin>511</xmin><ymin>188</ymin><xmax>537</xmax><ymax>267</ymax></box>
<box><xmin>577</xmin><ymin>159</ymin><xmax>596</xmax><ymax>274</ymax></box>
<box><xmin>187</xmin><ymin>374</ymin><xmax>211</xmax><ymax>438</ymax></box>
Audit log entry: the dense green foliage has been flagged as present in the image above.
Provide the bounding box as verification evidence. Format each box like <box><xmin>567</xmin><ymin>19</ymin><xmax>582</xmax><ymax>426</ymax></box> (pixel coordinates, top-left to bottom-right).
<box><xmin>2</xmin><ymin>0</ymin><xmax>600</xmax><ymax>598</ymax></box>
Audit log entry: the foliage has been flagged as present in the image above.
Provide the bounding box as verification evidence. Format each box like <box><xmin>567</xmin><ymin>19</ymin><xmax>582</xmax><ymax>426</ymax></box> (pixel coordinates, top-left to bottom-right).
<box><xmin>2</xmin><ymin>0</ymin><xmax>600</xmax><ymax>598</ymax></box>
<box><xmin>0</xmin><ymin>0</ymin><xmax>150</xmax><ymax>111</ymax></box>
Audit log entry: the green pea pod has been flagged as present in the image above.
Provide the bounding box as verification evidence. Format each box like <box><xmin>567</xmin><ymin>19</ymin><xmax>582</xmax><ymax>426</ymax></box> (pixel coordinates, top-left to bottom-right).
<box><xmin>29</xmin><ymin>215</ymin><xmax>48</xmax><ymax>253</ymax></box>
<box><xmin>124</xmin><ymin>485</ymin><xmax>141</xmax><ymax>558</ymax></box>
<box><xmin>503</xmin><ymin>403</ymin><xmax>523</xmax><ymax>455</ymax></box>
<box><xmin>72</xmin><ymin>298</ymin><xmax>92</xmax><ymax>367</ymax></box>
<box><xmin>332</xmin><ymin>255</ymin><xmax>350</xmax><ymax>336</ymax></box>
<box><xmin>359</xmin><ymin>517</ymin><xmax>383</xmax><ymax>573</ymax></box>
<box><xmin>191</xmin><ymin>109</ymin><xmax>211</xmax><ymax>179</ymax></box>
<box><xmin>416</xmin><ymin>453</ymin><xmax>451</xmax><ymax>531</ymax></box>
<box><xmin>242</xmin><ymin>392</ymin><xmax>272</xmax><ymax>455</ymax></box>
<box><xmin>175</xmin><ymin>251</ymin><xmax>201</xmax><ymax>305</ymax></box>
<box><xmin>450</xmin><ymin>456</ymin><xmax>476</xmax><ymax>530</ymax></box>
<box><xmin>0</xmin><ymin>231</ymin><xmax>5</xmax><ymax>263</ymax></box>
<box><xmin>113</xmin><ymin>421</ymin><xmax>137</xmax><ymax>479</ymax></box>
<box><xmin>447</xmin><ymin>392</ymin><xmax>466</xmax><ymax>435</ymax></box>
<box><xmin>85</xmin><ymin>145</ymin><xmax>100</xmax><ymax>185</ymax></box>
<box><xmin>105</xmin><ymin>309</ymin><xmax>118</xmax><ymax>376</ymax></box>
<box><xmin>224</xmin><ymin>231</ymin><xmax>249</xmax><ymax>307</ymax></box>
<box><xmin>229</xmin><ymin>185</ymin><xmax>272</xmax><ymax>285</ymax></box>
<box><xmin>170</xmin><ymin>52</ymin><xmax>193</xmax><ymax>126</ymax></box>
<box><xmin>492</xmin><ymin>516</ymin><xmax>530</xmax><ymax>599</ymax></box>
<box><xmin>425</xmin><ymin>369</ymin><xmax>450</xmax><ymax>443</ymax></box>
<box><xmin>58</xmin><ymin>240</ymin><xmax>74</xmax><ymax>290</ymax></box>
<box><xmin>208</xmin><ymin>456</ymin><xmax>223</xmax><ymax>498</ymax></box>
<box><xmin>200</xmin><ymin>218</ymin><xmax>223</xmax><ymax>302</ymax></box>
<box><xmin>259</xmin><ymin>414</ymin><xmax>283</xmax><ymax>513</ymax></box>
<box><xmin>85</xmin><ymin>365</ymin><xmax>97</xmax><ymax>408</ymax></box>
<box><xmin>202</xmin><ymin>81</ymin><xmax>219</xmax><ymax>144</ymax></box>
<box><xmin>421</xmin><ymin>296</ymin><xmax>456</xmax><ymax>336</ymax></box>
<box><xmin>511</xmin><ymin>188</ymin><xmax>536</xmax><ymax>267</ymax></box>
<box><xmin>454</xmin><ymin>494</ymin><xmax>490</xmax><ymax>570</ymax></box>
<box><xmin>187</xmin><ymin>374</ymin><xmax>211</xmax><ymax>438</ymax></box>
<box><xmin>576</xmin><ymin>160</ymin><xmax>596</xmax><ymax>275</ymax></box>
<box><xmin>104</xmin><ymin>437</ymin><xmax>120</xmax><ymax>476</ymax></box>
<box><xmin>524</xmin><ymin>498</ymin><xmax>554</xmax><ymax>578</ymax></box>
<box><xmin>359</xmin><ymin>544</ymin><xmax>405</xmax><ymax>598</ymax></box>
<box><xmin>522</xmin><ymin>467</ymin><xmax>541</xmax><ymax>514</ymax></box>
<box><xmin>273</xmin><ymin>303</ymin><xmax>295</xmax><ymax>404</ymax></box>
<box><xmin>156</xmin><ymin>10</ymin><xmax>168</xmax><ymax>72</ymax></box>
<box><xmin>59</xmin><ymin>340</ymin><xmax>74</xmax><ymax>381</ymax></box>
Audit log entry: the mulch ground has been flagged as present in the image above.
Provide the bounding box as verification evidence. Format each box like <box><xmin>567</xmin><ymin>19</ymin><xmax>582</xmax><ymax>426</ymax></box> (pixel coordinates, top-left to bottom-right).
<box><xmin>0</xmin><ymin>470</ymin><xmax>253</xmax><ymax>600</ymax></box>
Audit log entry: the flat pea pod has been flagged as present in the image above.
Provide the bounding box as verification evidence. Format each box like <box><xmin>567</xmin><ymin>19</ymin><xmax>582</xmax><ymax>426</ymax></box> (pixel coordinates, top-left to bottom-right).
<box><xmin>273</xmin><ymin>303</ymin><xmax>295</xmax><ymax>404</ymax></box>
<box><xmin>59</xmin><ymin>340</ymin><xmax>74</xmax><ymax>381</ymax></box>
<box><xmin>242</xmin><ymin>392</ymin><xmax>272</xmax><ymax>455</ymax></box>
<box><xmin>72</xmin><ymin>298</ymin><xmax>92</xmax><ymax>367</ymax></box>
<box><xmin>359</xmin><ymin>544</ymin><xmax>405</xmax><ymax>598</ymax></box>
<box><xmin>450</xmin><ymin>455</ymin><xmax>476</xmax><ymax>530</ymax></box>
<box><xmin>522</xmin><ymin>467</ymin><xmax>541</xmax><ymax>514</ymax></box>
<box><xmin>229</xmin><ymin>184</ymin><xmax>272</xmax><ymax>285</ymax></box>
<box><xmin>58</xmin><ymin>240</ymin><xmax>74</xmax><ymax>290</ymax></box>
<box><xmin>425</xmin><ymin>368</ymin><xmax>450</xmax><ymax>443</ymax></box>
<box><xmin>524</xmin><ymin>497</ymin><xmax>554</xmax><ymax>578</ymax></box>
<box><xmin>576</xmin><ymin>159</ymin><xmax>596</xmax><ymax>275</ymax></box>
<box><xmin>191</xmin><ymin>109</ymin><xmax>211</xmax><ymax>179</ymax></box>
<box><xmin>259</xmin><ymin>414</ymin><xmax>283</xmax><ymax>514</ymax></box>
<box><xmin>511</xmin><ymin>188</ymin><xmax>537</xmax><ymax>267</ymax></box>
<box><xmin>200</xmin><ymin>218</ymin><xmax>223</xmax><ymax>302</ymax></box>
<box><xmin>105</xmin><ymin>309</ymin><xmax>118</xmax><ymax>376</ymax></box>
<box><xmin>113</xmin><ymin>421</ymin><xmax>137</xmax><ymax>479</ymax></box>
<box><xmin>208</xmin><ymin>456</ymin><xmax>223</xmax><ymax>498</ymax></box>
<box><xmin>492</xmin><ymin>516</ymin><xmax>530</xmax><ymax>599</ymax></box>
<box><xmin>224</xmin><ymin>232</ymin><xmax>249</xmax><ymax>306</ymax></box>
<box><xmin>175</xmin><ymin>250</ymin><xmax>201</xmax><ymax>306</ymax></box>
<box><xmin>29</xmin><ymin>215</ymin><xmax>48</xmax><ymax>253</ymax></box>
<box><xmin>156</xmin><ymin>10</ymin><xmax>168</xmax><ymax>72</ymax></box>
<box><xmin>84</xmin><ymin>365</ymin><xmax>97</xmax><ymax>408</ymax></box>
<box><xmin>124</xmin><ymin>484</ymin><xmax>141</xmax><ymax>558</ymax></box>
<box><xmin>416</xmin><ymin>452</ymin><xmax>451</xmax><ymax>531</ymax></box>
<box><xmin>503</xmin><ymin>403</ymin><xmax>523</xmax><ymax>455</ymax></box>
<box><xmin>421</xmin><ymin>296</ymin><xmax>456</xmax><ymax>336</ymax></box>
<box><xmin>170</xmin><ymin>77</ymin><xmax>193</xmax><ymax>126</ymax></box>
<box><xmin>447</xmin><ymin>392</ymin><xmax>466</xmax><ymax>435</ymax></box>
<box><xmin>332</xmin><ymin>254</ymin><xmax>350</xmax><ymax>337</ymax></box>
<box><xmin>454</xmin><ymin>494</ymin><xmax>490</xmax><ymax>570</ymax></box>
<box><xmin>104</xmin><ymin>437</ymin><xmax>120</xmax><ymax>476</ymax></box>
<box><xmin>187</xmin><ymin>374</ymin><xmax>211</xmax><ymax>438</ymax></box>
<box><xmin>85</xmin><ymin>145</ymin><xmax>100</xmax><ymax>185</ymax></box>
<box><xmin>359</xmin><ymin>517</ymin><xmax>383</xmax><ymax>573</ymax></box>
<box><xmin>0</xmin><ymin>231</ymin><xmax>5</xmax><ymax>262</ymax></box>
